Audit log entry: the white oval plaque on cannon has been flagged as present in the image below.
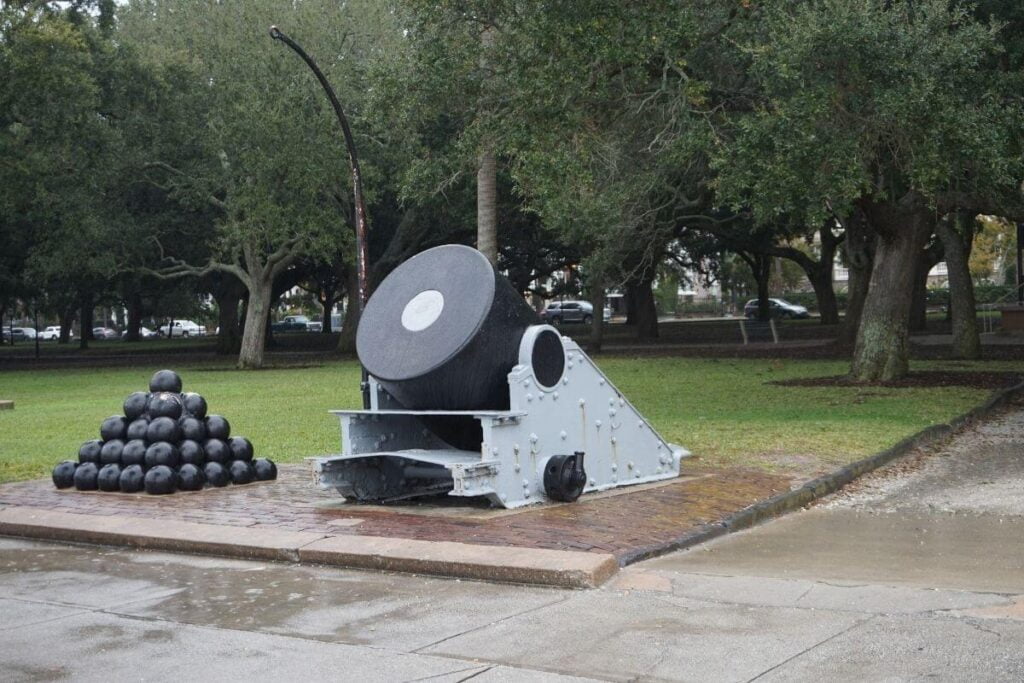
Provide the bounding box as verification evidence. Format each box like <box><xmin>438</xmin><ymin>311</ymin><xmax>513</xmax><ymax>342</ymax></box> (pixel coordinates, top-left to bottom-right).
<box><xmin>401</xmin><ymin>290</ymin><xmax>445</xmax><ymax>332</ymax></box>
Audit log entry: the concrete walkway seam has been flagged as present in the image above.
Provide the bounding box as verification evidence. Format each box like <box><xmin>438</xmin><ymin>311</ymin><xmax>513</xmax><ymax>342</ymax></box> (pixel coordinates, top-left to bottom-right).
<box><xmin>618</xmin><ymin>380</ymin><xmax>1024</xmax><ymax>566</ymax></box>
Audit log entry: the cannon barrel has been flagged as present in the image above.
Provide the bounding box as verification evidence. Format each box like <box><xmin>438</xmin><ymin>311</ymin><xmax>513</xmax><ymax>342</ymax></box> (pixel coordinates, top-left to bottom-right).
<box><xmin>356</xmin><ymin>244</ymin><xmax>541</xmax><ymax>410</ymax></box>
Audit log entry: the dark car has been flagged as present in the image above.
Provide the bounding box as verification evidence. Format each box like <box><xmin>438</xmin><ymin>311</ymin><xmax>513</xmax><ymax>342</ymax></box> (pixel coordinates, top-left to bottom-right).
<box><xmin>541</xmin><ymin>300</ymin><xmax>594</xmax><ymax>325</ymax></box>
<box><xmin>271</xmin><ymin>315</ymin><xmax>310</xmax><ymax>332</ymax></box>
<box><xmin>743</xmin><ymin>298</ymin><xmax>810</xmax><ymax>319</ymax></box>
<box><xmin>1</xmin><ymin>327</ymin><xmax>37</xmax><ymax>343</ymax></box>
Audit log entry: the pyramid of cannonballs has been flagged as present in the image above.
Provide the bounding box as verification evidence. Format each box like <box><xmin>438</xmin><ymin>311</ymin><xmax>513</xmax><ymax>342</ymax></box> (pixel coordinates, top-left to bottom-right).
<box><xmin>51</xmin><ymin>370</ymin><xmax>277</xmax><ymax>495</ymax></box>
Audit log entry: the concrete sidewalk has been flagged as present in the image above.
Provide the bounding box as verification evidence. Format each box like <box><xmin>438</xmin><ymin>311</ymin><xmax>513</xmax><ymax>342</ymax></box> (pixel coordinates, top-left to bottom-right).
<box><xmin>2</xmin><ymin>406</ymin><xmax>1024</xmax><ymax>680</ymax></box>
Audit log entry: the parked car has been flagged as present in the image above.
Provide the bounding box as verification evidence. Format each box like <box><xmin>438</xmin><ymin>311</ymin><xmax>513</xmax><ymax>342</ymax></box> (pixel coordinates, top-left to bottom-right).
<box><xmin>743</xmin><ymin>298</ymin><xmax>810</xmax><ymax>320</ymax></box>
<box><xmin>92</xmin><ymin>327</ymin><xmax>119</xmax><ymax>339</ymax></box>
<box><xmin>540</xmin><ymin>301</ymin><xmax>594</xmax><ymax>325</ymax></box>
<box><xmin>158</xmin><ymin>320</ymin><xmax>207</xmax><ymax>337</ymax></box>
<box><xmin>2</xmin><ymin>327</ymin><xmax>37</xmax><ymax>343</ymax></box>
<box><xmin>121</xmin><ymin>326</ymin><xmax>159</xmax><ymax>340</ymax></box>
<box><xmin>307</xmin><ymin>320</ymin><xmax>323</xmax><ymax>332</ymax></box>
<box><xmin>39</xmin><ymin>326</ymin><xmax>72</xmax><ymax>341</ymax></box>
<box><xmin>271</xmin><ymin>315</ymin><xmax>310</xmax><ymax>332</ymax></box>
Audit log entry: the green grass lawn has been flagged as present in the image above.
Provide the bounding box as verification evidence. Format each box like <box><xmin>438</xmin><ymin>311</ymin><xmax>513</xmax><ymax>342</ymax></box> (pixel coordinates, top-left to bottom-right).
<box><xmin>0</xmin><ymin>357</ymin><xmax>1014</xmax><ymax>484</ymax></box>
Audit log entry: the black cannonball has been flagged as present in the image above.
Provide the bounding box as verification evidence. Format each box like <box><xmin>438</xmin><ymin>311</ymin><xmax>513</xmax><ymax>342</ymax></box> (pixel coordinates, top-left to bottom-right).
<box><xmin>126</xmin><ymin>417</ymin><xmax>150</xmax><ymax>441</ymax></box>
<box><xmin>119</xmin><ymin>464</ymin><xmax>145</xmax><ymax>493</ymax></box>
<box><xmin>182</xmin><ymin>392</ymin><xmax>208</xmax><ymax>419</ymax></box>
<box><xmin>179</xmin><ymin>416</ymin><xmax>207</xmax><ymax>442</ymax></box>
<box><xmin>205</xmin><ymin>414</ymin><xmax>230</xmax><ymax>440</ymax></box>
<box><xmin>145</xmin><ymin>441</ymin><xmax>180</xmax><ymax>469</ymax></box>
<box><xmin>179</xmin><ymin>439</ymin><xmax>205</xmax><ymax>466</ymax></box>
<box><xmin>228</xmin><ymin>436</ymin><xmax>253</xmax><ymax>462</ymax></box>
<box><xmin>177</xmin><ymin>463</ymin><xmax>206</xmax><ymax>491</ymax></box>
<box><xmin>148</xmin><ymin>392</ymin><xmax>183</xmax><ymax>420</ymax></box>
<box><xmin>144</xmin><ymin>465</ymin><xmax>176</xmax><ymax>495</ymax></box>
<box><xmin>100</xmin><ymin>439</ymin><xmax>124</xmax><ymax>466</ymax></box>
<box><xmin>52</xmin><ymin>461</ymin><xmax>77</xmax><ymax>488</ymax></box>
<box><xmin>121</xmin><ymin>439</ymin><xmax>147</xmax><ymax>468</ymax></box>
<box><xmin>253</xmin><ymin>458</ymin><xmax>277</xmax><ymax>481</ymax></box>
<box><xmin>146</xmin><ymin>416</ymin><xmax>180</xmax><ymax>444</ymax></box>
<box><xmin>78</xmin><ymin>439</ymin><xmax>103</xmax><ymax>465</ymax></box>
<box><xmin>73</xmin><ymin>462</ymin><xmax>99</xmax><ymax>490</ymax></box>
<box><xmin>123</xmin><ymin>391</ymin><xmax>150</xmax><ymax>420</ymax></box>
<box><xmin>149</xmin><ymin>369</ymin><xmax>182</xmax><ymax>394</ymax></box>
<box><xmin>203</xmin><ymin>438</ymin><xmax>230</xmax><ymax>464</ymax></box>
<box><xmin>228</xmin><ymin>459</ymin><xmax>255</xmax><ymax>485</ymax></box>
<box><xmin>97</xmin><ymin>463</ymin><xmax>122</xmax><ymax>491</ymax></box>
<box><xmin>203</xmin><ymin>461</ymin><xmax>230</xmax><ymax>487</ymax></box>
<box><xmin>100</xmin><ymin>416</ymin><xmax>128</xmax><ymax>442</ymax></box>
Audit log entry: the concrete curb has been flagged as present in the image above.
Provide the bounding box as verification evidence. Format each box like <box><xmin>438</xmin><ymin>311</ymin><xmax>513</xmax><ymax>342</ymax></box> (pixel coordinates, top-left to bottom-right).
<box><xmin>299</xmin><ymin>535</ymin><xmax>618</xmax><ymax>589</ymax></box>
<box><xmin>618</xmin><ymin>380</ymin><xmax>1024</xmax><ymax>566</ymax></box>
<box><xmin>0</xmin><ymin>507</ymin><xmax>617</xmax><ymax>589</ymax></box>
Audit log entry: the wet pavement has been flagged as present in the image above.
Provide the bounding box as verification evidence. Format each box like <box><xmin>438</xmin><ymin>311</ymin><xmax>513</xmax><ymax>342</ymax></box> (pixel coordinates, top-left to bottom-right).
<box><xmin>2</xmin><ymin>407</ymin><xmax>1024</xmax><ymax>681</ymax></box>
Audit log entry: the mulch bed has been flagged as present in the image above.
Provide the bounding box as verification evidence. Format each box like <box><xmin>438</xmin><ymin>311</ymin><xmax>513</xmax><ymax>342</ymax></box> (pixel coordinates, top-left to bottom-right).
<box><xmin>772</xmin><ymin>370</ymin><xmax>1023</xmax><ymax>390</ymax></box>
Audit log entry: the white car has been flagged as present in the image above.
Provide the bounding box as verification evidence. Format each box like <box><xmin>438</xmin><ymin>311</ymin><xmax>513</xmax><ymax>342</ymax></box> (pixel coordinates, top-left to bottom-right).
<box><xmin>39</xmin><ymin>326</ymin><xmax>72</xmax><ymax>341</ymax></box>
<box><xmin>158</xmin><ymin>320</ymin><xmax>207</xmax><ymax>338</ymax></box>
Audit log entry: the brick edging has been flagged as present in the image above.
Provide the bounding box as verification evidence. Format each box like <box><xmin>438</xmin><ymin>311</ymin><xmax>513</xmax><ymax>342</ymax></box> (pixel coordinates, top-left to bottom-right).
<box><xmin>618</xmin><ymin>380</ymin><xmax>1024</xmax><ymax>566</ymax></box>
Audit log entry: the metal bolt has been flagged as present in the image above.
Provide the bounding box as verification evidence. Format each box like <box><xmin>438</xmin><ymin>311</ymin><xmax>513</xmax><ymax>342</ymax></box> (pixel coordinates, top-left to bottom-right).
<box><xmin>627</xmin><ymin>460</ymin><xmax>633</xmax><ymax>469</ymax></box>
<box><xmin>595</xmin><ymin>420</ymin><xmax>602</xmax><ymax>428</ymax></box>
<box><xmin>526</xmin><ymin>393</ymin><xmax>533</xmax><ymax>402</ymax></box>
<box><xmin>611</xmin><ymin>436</ymin><xmax>617</xmax><ymax>444</ymax></box>
<box><xmin>598</xmin><ymin>378</ymin><xmax>605</xmax><ymax>385</ymax></box>
<box><xmin>523</xmin><ymin>479</ymin><xmax>529</xmax><ymax>487</ymax></box>
<box><xmin>553</xmin><ymin>392</ymin><xmax>559</xmax><ymax>400</ymax></box>
<box><xmin>492</xmin><ymin>447</ymin><xmax>499</xmax><ymax>456</ymax></box>
<box><xmin>578</xmin><ymin>398</ymin><xmax>585</xmax><ymax>406</ymax></box>
<box><xmin>559</xmin><ymin>430</ymin><xmax>567</xmax><ymax>440</ymax></box>
<box><xmin>609</xmin><ymin>408</ymin><xmax>617</xmax><ymax>416</ymax></box>
<box><xmin>523</xmin><ymin>379</ymin><xmax>531</xmax><ymax>387</ymax></box>
<box><xmin>562</xmin><ymin>377</ymin><xmax>569</xmax><ymax>385</ymax></box>
<box><xmin>608</xmin><ymin>397</ymin><xmax>615</xmax><ymax>406</ymax></box>
<box><xmin>529</xmin><ymin>433</ymin><xmax>538</xmax><ymax>443</ymax></box>
<box><xmin>611</xmin><ymin>463</ymin><xmax>617</xmax><ymax>472</ymax></box>
<box><xmin>538</xmin><ymin>392</ymin><xmax>544</xmax><ymax>401</ymax></box>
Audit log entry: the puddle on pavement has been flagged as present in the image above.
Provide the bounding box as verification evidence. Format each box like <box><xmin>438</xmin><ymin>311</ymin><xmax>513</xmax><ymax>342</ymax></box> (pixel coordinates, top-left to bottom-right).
<box><xmin>0</xmin><ymin>539</ymin><xmax>561</xmax><ymax>650</ymax></box>
<box><xmin>646</xmin><ymin>508</ymin><xmax>1024</xmax><ymax>594</ymax></box>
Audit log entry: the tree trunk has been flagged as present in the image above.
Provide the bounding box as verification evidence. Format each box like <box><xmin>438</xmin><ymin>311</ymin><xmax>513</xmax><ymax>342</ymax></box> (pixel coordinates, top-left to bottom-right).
<box><xmin>754</xmin><ymin>255</ymin><xmax>771</xmax><ymax>321</ymax></box>
<box><xmin>59</xmin><ymin>305</ymin><xmax>75</xmax><ymax>344</ymax></box>
<box><xmin>937</xmin><ymin>214</ymin><xmax>981</xmax><ymax>359</ymax></box>
<box><xmin>79</xmin><ymin>293</ymin><xmax>93</xmax><ymax>350</ymax></box>
<box><xmin>337</xmin><ymin>269</ymin><xmax>360</xmax><ymax>353</ymax></box>
<box><xmin>125</xmin><ymin>293</ymin><xmax>143</xmax><ymax>342</ymax></box>
<box><xmin>840</xmin><ymin>211</ymin><xmax>875</xmax><ymax>345</ymax></box>
<box><xmin>851</xmin><ymin>203</ymin><xmax>932</xmax><ymax>381</ymax></box>
<box><xmin>476</xmin><ymin>25</ymin><xmax>498</xmax><ymax>265</ymax></box>
<box><xmin>809</xmin><ymin>267</ymin><xmax>839</xmax><ymax>325</ymax></box>
<box><xmin>238</xmin><ymin>278</ymin><xmax>272</xmax><ymax>369</ymax></box>
<box><xmin>589</xmin><ymin>281</ymin><xmax>606</xmax><ymax>353</ymax></box>
<box><xmin>321</xmin><ymin>294</ymin><xmax>335</xmax><ymax>334</ymax></box>
<box><xmin>215</xmin><ymin>292</ymin><xmax>242</xmax><ymax>355</ymax></box>
<box><xmin>477</xmin><ymin>148</ymin><xmax>498</xmax><ymax>264</ymax></box>
<box><xmin>629</xmin><ymin>274</ymin><xmax>658</xmax><ymax>340</ymax></box>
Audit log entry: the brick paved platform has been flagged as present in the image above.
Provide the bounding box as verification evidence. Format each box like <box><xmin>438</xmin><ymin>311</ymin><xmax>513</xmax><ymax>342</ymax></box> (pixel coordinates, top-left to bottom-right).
<box><xmin>0</xmin><ymin>465</ymin><xmax>792</xmax><ymax>563</ymax></box>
